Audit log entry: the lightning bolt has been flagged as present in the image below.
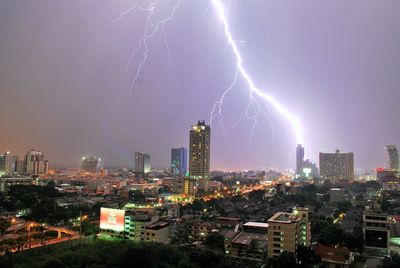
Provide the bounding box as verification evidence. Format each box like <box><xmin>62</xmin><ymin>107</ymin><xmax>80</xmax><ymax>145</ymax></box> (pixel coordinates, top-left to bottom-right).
<box><xmin>210</xmin><ymin>0</ymin><xmax>304</xmax><ymax>145</ymax></box>
<box><xmin>116</xmin><ymin>0</ymin><xmax>303</xmax><ymax>146</ymax></box>
<box><xmin>114</xmin><ymin>0</ymin><xmax>181</xmax><ymax>94</ymax></box>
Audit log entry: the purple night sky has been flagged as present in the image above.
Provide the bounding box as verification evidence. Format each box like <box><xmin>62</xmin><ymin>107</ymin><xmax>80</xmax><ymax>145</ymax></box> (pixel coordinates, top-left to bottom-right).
<box><xmin>0</xmin><ymin>0</ymin><xmax>399</xmax><ymax>171</ymax></box>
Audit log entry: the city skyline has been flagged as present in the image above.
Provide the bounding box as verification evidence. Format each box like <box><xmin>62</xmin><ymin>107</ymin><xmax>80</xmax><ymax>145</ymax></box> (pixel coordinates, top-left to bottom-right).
<box><xmin>1</xmin><ymin>1</ymin><xmax>400</xmax><ymax>170</ymax></box>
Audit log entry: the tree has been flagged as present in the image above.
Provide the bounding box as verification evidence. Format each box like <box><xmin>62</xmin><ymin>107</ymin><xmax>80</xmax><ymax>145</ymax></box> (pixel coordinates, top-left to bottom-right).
<box><xmin>15</xmin><ymin>235</ymin><xmax>27</xmax><ymax>252</ymax></box>
<box><xmin>79</xmin><ymin>220</ymin><xmax>99</xmax><ymax>236</ymax></box>
<box><xmin>196</xmin><ymin>250</ymin><xmax>221</xmax><ymax>268</ymax></box>
<box><xmin>266</xmin><ymin>251</ymin><xmax>297</xmax><ymax>268</ymax></box>
<box><xmin>204</xmin><ymin>233</ymin><xmax>224</xmax><ymax>249</ymax></box>
<box><xmin>129</xmin><ymin>190</ymin><xmax>145</xmax><ymax>203</ymax></box>
<box><xmin>343</xmin><ymin>224</ymin><xmax>363</xmax><ymax>250</ymax></box>
<box><xmin>336</xmin><ymin>200</ymin><xmax>352</xmax><ymax>213</ymax></box>
<box><xmin>379</xmin><ymin>254</ymin><xmax>400</xmax><ymax>268</ymax></box>
<box><xmin>296</xmin><ymin>246</ymin><xmax>321</xmax><ymax>268</ymax></box>
<box><xmin>318</xmin><ymin>223</ymin><xmax>344</xmax><ymax>246</ymax></box>
<box><xmin>0</xmin><ymin>218</ymin><xmax>11</xmax><ymax>236</ymax></box>
<box><xmin>191</xmin><ymin>199</ymin><xmax>205</xmax><ymax>211</ymax></box>
<box><xmin>248</xmin><ymin>189</ymin><xmax>266</xmax><ymax>200</ymax></box>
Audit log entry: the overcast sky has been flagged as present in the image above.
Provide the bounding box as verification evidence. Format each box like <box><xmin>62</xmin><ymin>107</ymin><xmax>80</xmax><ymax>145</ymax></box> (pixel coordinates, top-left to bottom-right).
<box><xmin>0</xmin><ymin>0</ymin><xmax>399</xmax><ymax>170</ymax></box>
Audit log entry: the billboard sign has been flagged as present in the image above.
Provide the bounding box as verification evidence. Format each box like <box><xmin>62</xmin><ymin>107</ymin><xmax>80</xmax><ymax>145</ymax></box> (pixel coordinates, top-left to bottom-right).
<box><xmin>100</xmin><ymin>208</ymin><xmax>125</xmax><ymax>232</ymax></box>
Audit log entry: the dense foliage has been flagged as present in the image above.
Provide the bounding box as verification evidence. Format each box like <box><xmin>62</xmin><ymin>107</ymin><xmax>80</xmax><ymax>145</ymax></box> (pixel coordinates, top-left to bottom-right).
<box><xmin>0</xmin><ymin>240</ymin><xmax>243</xmax><ymax>268</ymax></box>
<box><xmin>0</xmin><ymin>184</ymin><xmax>92</xmax><ymax>225</ymax></box>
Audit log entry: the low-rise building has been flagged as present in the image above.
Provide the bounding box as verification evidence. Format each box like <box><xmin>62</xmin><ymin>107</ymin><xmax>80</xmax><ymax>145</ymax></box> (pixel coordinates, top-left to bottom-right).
<box><xmin>329</xmin><ymin>188</ymin><xmax>345</xmax><ymax>202</ymax></box>
<box><xmin>225</xmin><ymin>221</ymin><xmax>268</xmax><ymax>266</ymax></box>
<box><xmin>172</xmin><ymin>177</ymin><xmax>197</xmax><ymax>196</ymax></box>
<box><xmin>314</xmin><ymin>243</ymin><xmax>355</xmax><ymax>268</ymax></box>
<box><xmin>267</xmin><ymin>207</ymin><xmax>311</xmax><ymax>257</ymax></box>
<box><xmin>215</xmin><ymin>217</ymin><xmax>241</xmax><ymax>230</ymax></box>
<box><xmin>100</xmin><ymin>207</ymin><xmax>169</xmax><ymax>244</ymax></box>
<box><xmin>0</xmin><ymin>177</ymin><xmax>33</xmax><ymax>192</ymax></box>
<box><xmin>187</xmin><ymin>221</ymin><xmax>212</xmax><ymax>241</ymax></box>
<box><xmin>144</xmin><ymin>221</ymin><xmax>170</xmax><ymax>243</ymax></box>
<box><xmin>363</xmin><ymin>206</ymin><xmax>392</xmax><ymax>257</ymax></box>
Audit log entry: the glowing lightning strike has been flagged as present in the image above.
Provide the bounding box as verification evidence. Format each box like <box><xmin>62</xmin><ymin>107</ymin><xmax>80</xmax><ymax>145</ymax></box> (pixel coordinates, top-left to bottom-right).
<box><xmin>114</xmin><ymin>0</ymin><xmax>181</xmax><ymax>94</ymax></box>
<box><xmin>210</xmin><ymin>0</ymin><xmax>304</xmax><ymax>145</ymax></box>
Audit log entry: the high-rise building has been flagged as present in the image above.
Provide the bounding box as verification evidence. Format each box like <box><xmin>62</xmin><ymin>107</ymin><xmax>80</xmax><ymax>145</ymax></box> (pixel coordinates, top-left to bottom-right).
<box><xmin>296</xmin><ymin>145</ymin><xmax>318</xmax><ymax>178</ymax></box>
<box><xmin>384</xmin><ymin>145</ymin><xmax>399</xmax><ymax>171</ymax></box>
<box><xmin>319</xmin><ymin>150</ymin><xmax>354</xmax><ymax>183</ymax></box>
<box><xmin>363</xmin><ymin>206</ymin><xmax>392</xmax><ymax>257</ymax></box>
<box><xmin>24</xmin><ymin>149</ymin><xmax>49</xmax><ymax>176</ymax></box>
<box><xmin>171</xmin><ymin>147</ymin><xmax>187</xmax><ymax>177</ymax></box>
<box><xmin>172</xmin><ymin>177</ymin><xmax>197</xmax><ymax>196</ymax></box>
<box><xmin>0</xmin><ymin>155</ymin><xmax>4</xmax><ymax>177</ymax></box>
<box><xmin>15</xmin><ymin>158</ymin><xmax>25</xmax><ymax>175</ymax></box>
<box><xmin>0</xmin><ymin>151</ymin><xmax>18</xmax><ymax>176</ymax></box>
<box><xmin>81</xmin><ymin>156</ymin><xmax>102</xmax><ymax>175</ymax></box>
<box><xmin>189</xmin><ymin>120</ymin><xmax>210</xmax><ymax>192</ymax></box>
<box><xmin>296</xmin><ymin>144</ymin><xmax>304</xmax><ymax>175</ymax></box>
<box><xmin>267</xmin><ymin>207</ymin><xmax>311</xmax><ymax>257</ymax></box>
<box><xmin>302</xmin><ymin>159</ymin><xmax>319</xmax><ymax>178</ymax></box>
<box><xmin>134</xmin><ymin>152</ymin><xmax>150</xmax><ymax>174</ymax></box>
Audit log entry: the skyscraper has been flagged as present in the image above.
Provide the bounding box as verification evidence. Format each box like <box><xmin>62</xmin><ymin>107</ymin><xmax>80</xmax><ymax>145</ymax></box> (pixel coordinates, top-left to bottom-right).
<box><xmin>384</xmin><ymin>145</ymin><xmax>399</xmax><ymax>171</ymax></box>
<box><xmin>134</xmin><ymin>152</ymin><xmax>150</xmax><ymax>174</ymax></box>
<box><xmin>296</xmin><ymin>144</ymin><xmax>305</xmax><ymax>176</ymax></box>
<box><xmin>295</xmin><ymin>145</ymin><xmax>318</xmax><ymax>178</ymax></box>
<box><xmin>171</xmin><ymin>147</ymin><xmax>187</xmax><ymax>177</ymax></box>
<box><xmin>0</xmin><ymin>151</ymin><xmax>16</xmax><ymax>176</ymax></box>
<box><xmin>189</xmin><ymin>120</ymin><xmax>210</xmax><ymax>192</ymax></box>
<box><xmin>81</xmin><ymin>156</ymin><xmax>102</xmax><ymax>175</ymax></box>
<box><xmin>24</xmin><ymin>149</ymin><xmax>49</xmax><ymax>176</ymax></box>
<box><xmin>319</xmin><ymin>150</ymin><xmax>354</xmax><ymax>182</ymax></box>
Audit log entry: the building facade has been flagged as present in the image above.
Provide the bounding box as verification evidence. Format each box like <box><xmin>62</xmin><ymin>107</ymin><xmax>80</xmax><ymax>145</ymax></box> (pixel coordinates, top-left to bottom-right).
<box><xmin>267</xmin><ymin>207</ymin><xmax>311</xmax><ymax>257</ymax></box>
<box><xmin>189</xmin><ymin>120</ymin><xmax>210</xmax><ymax>192</ymax></box>
<box><xmin>100</xmin><ymin>208</ymin><xmax>170</xmax><ymax>244</ymax></box>
<box><xmin>319</xmin><ymin>150</ymin><xmax>354</xmax><ymax>182</ymax></box>
<box><xmin>296</xmin><ymin>144</ymin><xmax>305</xmax><ymax>176</ymax></box>
<box><xmin>363</xmin><ymin>206</ymin><xmax>392</xmax><ymax>257</ymax></box>
<box><xmin>171</xmin><ymin>147</ymin><xmax>187</xmax><ymax>177</ymax></box>
<box><xmin>24</xmin><ymin>149</ymin><xmax>48</xmax><ymax>176</ymax></box>
<box><xmin>81</xmin><ymin>156</ymin><xmax>102</xmax><ymax>175</ymax></box>
<box><xmin>225</xmin><ymin>222</ymin><xmax>268</xmax><ymax>266</ymax></box>
<box><xmin>385</xmin><ymin>145</ymin><xmax>399</xmax><ymax>171</ymax></box>
<box><xmin>172</xmin><ymin>177</ymin><xmax>196</xmax><ymax>196</ymax></box>
<box><xmin>134</xmin><ymin>152</ymin><xmax>151</xmax><ymax>174</ymax></box>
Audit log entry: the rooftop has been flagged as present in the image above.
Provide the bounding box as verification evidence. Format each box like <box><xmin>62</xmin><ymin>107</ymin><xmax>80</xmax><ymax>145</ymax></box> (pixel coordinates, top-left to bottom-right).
<box><xmin>232</xmin><ymin>231</ymin><xmax>267</xmax><ymax>246</ymax></box>
<box><xmin>314</xmin><ymin>243</ymin><xmax>352</xmax><ymax>264</ymax></box>
<box><xmin>146</xmin><ymin>221</ymin><xmax>169</xmax><ymax>230</ymax></box>
<box><xmin>268</xmin><ymin>212</ymin><xmax>301</xmax><ymax>223</ymax></box>
<box><xmin>243</xmin><ymin>222</ymin><xmax>269</xmax><ymax>228</ymax></box>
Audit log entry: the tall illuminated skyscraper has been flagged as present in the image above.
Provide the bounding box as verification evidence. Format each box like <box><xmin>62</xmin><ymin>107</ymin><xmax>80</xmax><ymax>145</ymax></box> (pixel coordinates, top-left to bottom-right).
<box><xmin>134</xmin><ymin>152</ymin><xmax>150</xmax><ymax>174</ymax></box>
<box><xmin>296</xmin><ymin>144</ymin><xmax>305</xmax><ymax>176</ymax></box>
<box><xmin>319</xmin><ymin>149</ymin><xmax>354</xmax><ymax>183</ymax></box>
<box><xmin>384</xmin><ymin>145</ymin><xmax>399</xmax><ymax>171</ymax></box>
<box><xmin>81</xmin><ymin>156</ymin><xmax>102</xmax><ymax>175</ymax></box>
<box><xmin>171</xmin><ymin>147</ymin><xmax>187</xmax><ymax>177</ymax></box>
<box><xmin>24</xmin><ymin>149</ymin><xmax>48</xmax><ymax>175</ymax></box>
<box><xmin>0</xmin><ymin>151</ymin><xmax>16</xmax><ymax>176</ymax></box>
<box><xmin>189</xmin><ymin>120</ymin><xmax>210</xmax><ymax>192</ymax></box>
